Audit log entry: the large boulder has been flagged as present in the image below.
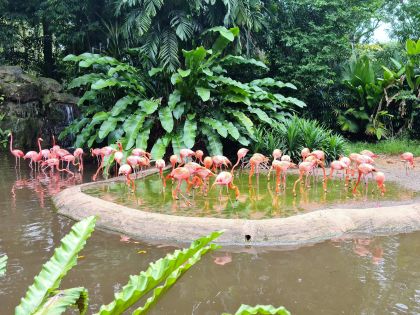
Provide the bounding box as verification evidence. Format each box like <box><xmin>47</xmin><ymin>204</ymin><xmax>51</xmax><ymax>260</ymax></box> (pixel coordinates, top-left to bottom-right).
<box><xmin>0</xmin><ymin>66</ymin><xmax>79</xmax><ymax>150</ymax></box>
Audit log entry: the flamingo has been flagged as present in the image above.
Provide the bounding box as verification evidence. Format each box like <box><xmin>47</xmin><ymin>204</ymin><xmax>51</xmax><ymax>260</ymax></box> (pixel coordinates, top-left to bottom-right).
<box><xmin>41</xmin><ymin>158</ymin><xmax>74</xmax><ymax>176</ymax></box>
<box><xmin>293</xmin><ymin>159</ymin><xmax>326</xmax><ymax>196</ymax></box>
<box><xmin>271</xmin><ymin>160</ymin><xmax>297</xmax><ymax>193</ymax></box>
<box><xmin>272</xmin><ymin>149</ymin><xmax>282</xmax><ymax>160</ymax></box>
<box><xmin>8</xmin><ymin>132</ymin><xmax>24</xmax><ymax>168</ymax></box>
<box><xmin>211</xmin><ymin>171</ymin><xmax>240</xmax><ymax>200</ymax></box>
<box><xmin>119</xmin><ymin>164</ymin><xmax>135</xmax><ymax>191</ymax></box>
<box><xmin>113</xmin><ymin>142</ymin><xmax>124</xmax><ymax>174</ymax></box>
<box><xmin>401</xmin><ymin>152</ymin><xmax>414</xmax><ymax>174</ymax></box>
<box><xmin>179</xmin><ymin>149</ymin><xmax>196</xmax><ymax>165</ymax></box>
<box><xmin>360</xmin><ymin>150</ymin><xmax>378</xmax><ymax>158</ymax></box>
<box><xmin>62</xmin><ymin>154</ymin><xmax>78</xmax><ymax>171</ymax></box>
<box><xmin>73</xmin><ymin>148</ymin><xmax>84</xmax><ymax>172</ymax></box>
<box><xmin>92</xmin><ymin>146</ymin><xmax>116</xmax><ymax>181</ymax></box>
<box><xmin>132</xmin><ymin>148</ymin><xmax>151</xmax><ymax>158</ymax></box>
<box><xmin>231</xmin><ymin>148</ymin><xmax>249</xmax><ymax>173</ymax></box>
<box><xmin>352</xmin><ymin>163</ymin><xmax>376</xmax><ymax>193</ymax></box>
<box><xmin>280</xmin><ymin>155</ymin><xmax>291</xmax><ymax>162</ymax></box>
<box><xmin>301</xmin><ymin>148</ymin><xmax>310</xmax><ymax>161</ymax></box>
<box><xmin>166</xmin><ymin>167</ymin><xmax>192</xmax><ymax>201</ymax></box>
<box><xmin>195</xmin><ymin>150</ymin><xmax>204</xmax><ymax>164</ymax></box>
<box><xmin>24</xmin><ymin>138</ymin><xmax>44</xmax><ymax>170</ymax></box>
<box><xmin>212</xmin><ymin>155</ymin><xmax>232</xmax><ymax>172</ymax></box>
<box><xmin>203</xmin><ymin>156</ymin><xmax>213</xmax><ymax>169</ymax></box>
<box><xmin>170</xmin><ymin>155</ymin><xmax>179</xmax><ymax>171</ymax></box>
<box><xmin>155</xmin><ymin>159</ymin><xmax>166</xmax><ymax>187</ymax></box>
<box><xmin>248</xmin><ymin>153</ymin><xmax>268</xmax><ymax>185</ymax></box>
<box><xmin>329</xmin><ymin>160</ymin><xmax>349</xmax><ymax>186</ymax></box>
<box><xmin>375</xmin><ymin>172</ymin><xmax>386</xmax><ymax>195</ymax></box>
<box><xmin>90</xmin><ymin>148</ymin><xmax>102</xmax><ymax>165</ymax></box>
<box><xmin>127</xmin><ymin>155</ymin><xmax>140</xmax><ymax>176</ymax></box>
<box><xmin>193</xmin><ymin>166</ymin><xmax>216</xmax><ymax>195</ymax></box>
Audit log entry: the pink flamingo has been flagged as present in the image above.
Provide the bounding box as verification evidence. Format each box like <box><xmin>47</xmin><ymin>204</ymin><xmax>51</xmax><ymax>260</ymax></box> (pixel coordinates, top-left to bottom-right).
<box><xmin>92</xmin><ymin>146</ymin><xmax>116</xmax><ymax>181</ymax></box>
<box><xmin>231</xmin><ymin>148</ymin><xmax>249</xmax><ymax>173</ymax></box>
<box><xmin>90</xmin><ymin>148</ymin><xmax>102</xmax><ymax>165</ymax></box>
<box><xmin>24</xmin><ymin>138</ymin><xmax>44</xmax><ymax>170</ymax></box>
<box><xmin>169</xmin><ymin>154</ymin><xmax>178</xmax><ymax>171</ymax></box>
<box><xmin>193</xmin><ymin>166</ymin><xmax>216</xmax><ymax>195</ymax></box>
<box><xmin>132</xmin><ymin>148</ymin><xmax>151</xmax><ymax>158</ymax></box>
<box><xmin>301</xmin><ymin>148</ymin><xmax>310</xmax><ymax>161</ymax></box>
<box><xmin>212</xmin><ymin>155</ymin><xmax>232</xmax><ymax>172</ymax></box>
<box><xmin>62</xmin><ymin>154</ymin><xmax>78</xmax><ymax>171</ymax></box>
<box><xmin>113</xmin><ymin>142</ymin><xmax>124</xmax><ymax>174</ymax></box>
<box><xmin>8</xmin><ymin>132</ymin><xmax>24</xmax><ymax>168</ymax></box>
<box><xmin>204</xmin><ymin>156</ymin><xmax>213</xmax><ymax>170</ymax></box>
<box><xmin>375</xmin><ymin>171</ymin><xmax>386</xmax><ymax>195</ymax></box>
<box><xmin>179</xmin><ymin>148</ymin><xmax>196</xmax><ymax>165</ymax></box>
<box><xmin>352</xmin><ymin>163</ymin><xmax>376</xmax><ymax>193</ymax></box>
<box><xmin>195</xmin><ymin>150</ymin><xmax>204</xmax><ymax>164</ymax></box>
<box><xmin>401</xmin><ymin>152</ymin><xmax>414</xmax><ymax>174</ymax></box>
<box><xmin>272</xmin><ymin>149</ymin><xmax>282</xmax><ymax>160</ymax></box>
<box><xmin>119</xmin><ymin>164</ymin><xmax>135</xmax><ymax>191</ymax></box>
<box><xmin>249</xmin><ymin>153</ymin><xmax>268</xmax><ymax>185</ymax></box>
<box><xmin>293</xmin><ymin>159</ymin><xmax>326</xmax><ymax>196</ymax></box>
<box><xmin>73</xmin><ymin>148</ymin><xmax>84</xmax><ymax>172</ymax></box>
<box><xmin>211</xmin><ymin>171</ymin><xmax>240</xmax><ymax>200</ymax></box>
<box><xmin>41</xmin><ymin>158</ymin><xmax>74</xmax><ymax>176</ymax></box>
<box><xmin>360</xmin><ymin>150</ymin><xmax>378</xmax><ymax>158</ymax></box>
<box><xmin>155</xmin><ymin>159</ymin><xmax>166</xmax><ymax>187</ymax></box>
<box><xmin>127</xmin><ymin>155</ymin><xmax>140</xmax><ymax>176</ymax></box>
<box><xmin>166</xmin><ymin>167</ymin><xmax>192</xmax><ymax>200</ymax></box>
<box><xmin>271</xmin><ymin>160</ymin><xmax>297</xmax><ymax>193</ymax></box>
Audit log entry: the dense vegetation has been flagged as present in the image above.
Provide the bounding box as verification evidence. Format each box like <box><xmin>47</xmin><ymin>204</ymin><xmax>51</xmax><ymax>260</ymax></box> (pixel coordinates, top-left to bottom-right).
<box><xmin>0</xmin><ymin>0</ymin><xmax>419</xmax><ymax>153</ymax></box>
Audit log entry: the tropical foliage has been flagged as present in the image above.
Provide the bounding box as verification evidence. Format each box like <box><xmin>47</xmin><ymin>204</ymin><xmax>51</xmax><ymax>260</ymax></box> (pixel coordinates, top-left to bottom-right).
<box><xmin>6</xmin><ymin>216</ymin><xmax>289</xmax><ymax>314</ymax></box>
<box><xmin>339</xmin><ymin>39</ymin><xmax>420</xmax><ymax>139</ymax></box>
<box><xmin>62</xmin><ymin>27</ymin><xmax>304</xmax><ymax>158</ymax></box>
<box><xmin>251</xmin><ymin>116</ymin><xmax>347</xmax><ymax>162</ymax></box>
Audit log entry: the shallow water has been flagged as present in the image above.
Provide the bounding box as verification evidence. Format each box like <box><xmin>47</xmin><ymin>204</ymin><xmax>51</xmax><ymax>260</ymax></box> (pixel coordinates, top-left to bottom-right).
<box><xmin>0</xmin><ymin>155</ymin><xmax>419</xmax><ymax>314</ymax></box>
<box><xmin>85</xmin><ymin>170</ymin><xmax>418</xmax><ymax>219</ymax></box>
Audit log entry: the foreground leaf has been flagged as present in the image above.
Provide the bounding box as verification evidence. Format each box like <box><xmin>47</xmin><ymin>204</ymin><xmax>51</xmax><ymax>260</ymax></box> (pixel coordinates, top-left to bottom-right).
<box><xmin>222</xmin><ymin>304</ymin><xmax>291</xmax><ymax>315</ymax></box>
<box><xmin>96</xmin><ymin>231</ymin><xmax>222</xmax><ymax>315</ymax></box>
<box><xmin>33</xmin><ymin>287</ymin><xmax>89</xmax><ymax>315</ymax></box>
<box><xmin>132</xmin><ymin>244</ymin><xmax>218</xmax><ymax>314</ymax></box>
<box><xmin>0</xmin><ymin>254</ymin><xmax>7</xmax><ymax>276</ymax></box>
<box><xmin>15</xmin><ymin>216</ymin><xmax>96</xmax><ymax>315</ymax></box>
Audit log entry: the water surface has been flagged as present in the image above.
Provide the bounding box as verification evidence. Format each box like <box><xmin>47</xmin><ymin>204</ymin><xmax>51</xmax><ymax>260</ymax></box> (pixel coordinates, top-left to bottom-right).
<box><xmin>0</xmin><ymin>156</ymin><xmax>419</xmax><ymax>314</ymax></box>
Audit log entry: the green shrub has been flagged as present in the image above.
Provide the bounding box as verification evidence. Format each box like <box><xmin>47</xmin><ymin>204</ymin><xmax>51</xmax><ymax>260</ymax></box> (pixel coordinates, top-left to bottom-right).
<box><xmin>61</xmin><ymin>27</ymin><xmax>304</xmax><ymax>159</ymax></box>
<box><xmin>347</xmin><ymin>139</ymin><xmax>420</xmax><ymax>156</ymax></box>
<box><xmin>251</xmin><ymin>116</ymin><xmax>347</xmax><ymax>162</ymax></box>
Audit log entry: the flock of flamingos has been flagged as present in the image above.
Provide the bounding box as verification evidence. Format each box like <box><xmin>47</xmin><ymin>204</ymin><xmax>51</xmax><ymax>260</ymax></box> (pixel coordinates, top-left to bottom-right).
<box><xmin>8</xmin><ymin>132</ymin><xmax>415</xmax><ymax>201</ymax></box>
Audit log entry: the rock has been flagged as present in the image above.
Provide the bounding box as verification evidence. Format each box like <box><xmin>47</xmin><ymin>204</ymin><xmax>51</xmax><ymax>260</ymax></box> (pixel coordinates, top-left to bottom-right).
<box><xmin>0</xmin><ymin>65</ymin><xmax>79</xmax><ymax>150</ymax></box>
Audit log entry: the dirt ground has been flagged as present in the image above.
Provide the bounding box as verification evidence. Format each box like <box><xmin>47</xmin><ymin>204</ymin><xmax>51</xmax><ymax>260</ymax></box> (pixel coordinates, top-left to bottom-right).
<box><xmin>373</xmin><ymin>155</ymin><xmax>419</xmax><ymax>192</ymax></box>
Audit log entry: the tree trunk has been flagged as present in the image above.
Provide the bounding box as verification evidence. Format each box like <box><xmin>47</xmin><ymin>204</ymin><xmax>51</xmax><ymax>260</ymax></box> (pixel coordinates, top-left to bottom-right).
<box><xmin>42</xmin><ymin>18</ymin><xmax>54</xmax><ymax>77</ymax></box>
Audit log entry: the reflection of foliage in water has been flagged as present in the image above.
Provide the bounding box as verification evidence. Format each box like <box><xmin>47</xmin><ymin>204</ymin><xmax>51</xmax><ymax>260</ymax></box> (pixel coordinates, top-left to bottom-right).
<box><xmin>0</xmin><ymin>113</ymin><xmax>10</xmax><ymax>149</ymax></box>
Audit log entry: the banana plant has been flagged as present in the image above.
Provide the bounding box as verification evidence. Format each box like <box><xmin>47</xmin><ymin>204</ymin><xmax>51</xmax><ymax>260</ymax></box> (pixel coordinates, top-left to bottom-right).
<box><xmin>62</xmin><ymin>26</ymin><xmax>304</xmax><ymax>159</ymax></box>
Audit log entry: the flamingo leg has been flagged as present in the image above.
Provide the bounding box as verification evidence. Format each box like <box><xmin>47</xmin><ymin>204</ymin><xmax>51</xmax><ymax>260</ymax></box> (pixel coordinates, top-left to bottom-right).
<box><xmin>293</xmin><ymin>172</ymin><xmax>304</xmax><ymax>196</ymax></box>
<box><xmin>249</xmin><ymin>163</ymin><xmax>255</xmax><ymax>186</ymax></box>
<box><xmin>228</xmin><ymin>182</ymin><xmax>240</xmax><ymax>200</ymax></box>
<box><xmin>352</xmin><ymin>171</ymin><xmax>362</xmax><ymax>193</ymax></box>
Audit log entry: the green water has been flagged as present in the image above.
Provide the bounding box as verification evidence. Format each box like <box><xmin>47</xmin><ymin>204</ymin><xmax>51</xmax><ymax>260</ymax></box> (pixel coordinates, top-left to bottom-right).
<box><xmin>84</xmin><ymin>171</ymin><xmax>418</xmax><ymax>219</ymax></box>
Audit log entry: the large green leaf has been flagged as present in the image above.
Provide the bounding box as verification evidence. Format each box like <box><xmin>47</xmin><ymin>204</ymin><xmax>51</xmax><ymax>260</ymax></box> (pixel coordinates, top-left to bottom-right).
<box><xmin>123</xmin><ymin>113</ymin><xmax>146</xmax><ymax>150</ymax></box>
<box><xmin>159</xmin><ymin>107</ymin><xmax>174</xmax><ymax>133</ymax></box>
<box><xmin>132</xmin><ymin>244</ymin><xmax>217</xmax><ymax>314</ymax></box>
<box><xmin>139</xmin><ymin>99</ymin><xmax>160</xmax><ymax>115</ymax></box>
<box><xmin>248</xmin><ymin>107</ymin><xmax>272</xmax><ymax>124</ymax></box>
<box><xmin>0</xmin><ymin>254</ymin><xmax>7</xmax><ymax>276</ymax></box>
<box><xmin>150</xmin><ymin>135</ymin><xmax>171</xmax><ymax>159</ymax></box>
<box><xmin>33</xmin><ymin>287</ymin><xmax>89</xmax><ymax>315</ymax></box>
<box><xmin>96</xmin><ymin>231</ymin><xmax>222</xmax><ymax>315</ymax></box>
<box><xmin>195</xmin><ymin>87</ymin><xmax>210</xmax><ymax>101</ymax></box>
<box><xmin>111</xmin><ymin>96</ymin><xmax>138</xmax><ymax>117</ymax></box>
<box><xmin>250</xmin><ymin>78</ymin><xmax>297</xmax><ymax>90</ymax></box>
<box><xmin>222</xmin><ymin>304</ymin><xmax>291</xmax><ymax>315</ymax></box>
<box><xmin>91</xmin><ymin>112</ymin><xmax>109</xmax><ymax>126</ymax></box>
<box><xmin>91</xmin><ymin>78</ymin><xmax>120</xmax><ymax>90</ymax></box>
<box><xmin>171</xmin><ymin>133</ymin><xmax>184</xmax><ymax>156</ymax></box>
<box><xmin>98</xmin><ymin>117</ymin><xmax>118</xmax><ymax>140</ymax></box>
<box><xmin>201</xmin><ymin>118</ymin><xmax>228</xmax><ymax>138</ymax></box>
<box><xmin>203</xmin><ymin>127</ymin><xmax>223</xmax><ymax>155</ymax></box>
<box><xmin>205</xmin><ymin>26</ymin><xmax>239</xmax><ymax>53</ymax></box>
<box><xmin>67</xmin><ymin>74</ymin><xmax>105</xmax><ymax>89</ymax></box>
<box><xmin>183</xmin><ymin>46</ymin><xmax>207</xmax><ymax>70</ymax></box>
<box><xmin>173</xmin><ymin>102</ymin><xmax>185</xmax><ymax>119</ymax></box>
<box><xmin>221</xmin><ymin>55</ymin><xmax>268</xmax><ymax>69</ymax></box>
<box><xmin>227</xmin><ymin>110</ymin><xmax>255</xmax><ymax>136</ymax></box>
<box><xmin>224</xmin><ymin>121</ymin><xmax>240</xmax><ymax>140</ymax></box>
<box><xmin>135</xmin><ymin>123</ymin><xmax>152</xmax><ymax>150</ymax></box>
<box><xmin>15</xmin><ymin>216</ymin><xmax>96</xmax><ymax>315</ymax></box>
<box><xmin>183</xmin><ymin>118</ymin><xmax>197</xmax><ymax>148</ymax></box>
<box><xmin>168</xmin><ymin>90</ymin><xmax>181</xmax><ymax>109</ymax></box>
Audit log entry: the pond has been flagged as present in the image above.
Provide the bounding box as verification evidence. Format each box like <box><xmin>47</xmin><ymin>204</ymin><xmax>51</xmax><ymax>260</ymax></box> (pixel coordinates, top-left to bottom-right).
<box><xmin>84</xmin><ymin>170</ymin><xmax>418</xmax><ymax>219</ymax></box>
<box><xmin>0</xmin><ymin>155</ymin><xmax>419</xmax><ymax>314</ymax></box>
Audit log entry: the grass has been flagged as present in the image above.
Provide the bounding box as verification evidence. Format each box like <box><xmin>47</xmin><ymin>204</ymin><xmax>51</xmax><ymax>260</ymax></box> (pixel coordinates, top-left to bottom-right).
<box><xmin>346</xmin><ymin>139</ymin><xmax>420</xmax><ymax>156</ymax></box>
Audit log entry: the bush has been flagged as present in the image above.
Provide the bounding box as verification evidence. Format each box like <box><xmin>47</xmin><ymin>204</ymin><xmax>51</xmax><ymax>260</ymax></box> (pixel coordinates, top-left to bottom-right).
<box><xmin>251</xmin><ymin>116</ymin><xmax>348</xmax><ymax>162</ymax></box>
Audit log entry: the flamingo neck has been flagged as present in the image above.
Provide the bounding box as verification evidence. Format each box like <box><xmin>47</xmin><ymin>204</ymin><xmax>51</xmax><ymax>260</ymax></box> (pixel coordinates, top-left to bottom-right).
<box><xmin>38</xmin><ymin>139</ymin><xmax>42</xmax><ymax>153</ymax></box>
<box><xmin>52</xmin><ymin>135</ymin><xmax>56</xmax><ymax>147</ymax></box>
